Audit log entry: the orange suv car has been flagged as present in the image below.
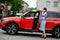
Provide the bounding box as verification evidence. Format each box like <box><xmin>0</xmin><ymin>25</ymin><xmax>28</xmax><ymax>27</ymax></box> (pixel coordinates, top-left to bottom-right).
<box><xmin>0</xmin><ymin>10</ymin><xmax>60</xmax><ymax>38</ymax></box>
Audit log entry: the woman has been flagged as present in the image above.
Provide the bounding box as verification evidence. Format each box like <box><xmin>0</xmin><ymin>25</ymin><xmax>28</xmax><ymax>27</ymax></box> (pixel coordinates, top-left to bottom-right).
<box><xmin>39</xmin><ymin>8</ymin><xmax>47</xmax><ymax>38</ymax></box>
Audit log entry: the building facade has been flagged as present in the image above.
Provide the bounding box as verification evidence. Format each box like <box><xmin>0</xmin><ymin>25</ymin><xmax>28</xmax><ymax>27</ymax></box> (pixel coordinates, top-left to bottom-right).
<box><xmin>36</xmin><ymin>0</ymin><xmax>60</xmax><ymax>11</ymax></box>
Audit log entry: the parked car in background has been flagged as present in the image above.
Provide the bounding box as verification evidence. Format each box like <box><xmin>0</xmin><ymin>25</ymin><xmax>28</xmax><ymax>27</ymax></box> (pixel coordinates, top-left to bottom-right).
<box><xmin>0</xmin><ymin>10</ymin><xmax>60</xmax><ymax>38</ymax></box>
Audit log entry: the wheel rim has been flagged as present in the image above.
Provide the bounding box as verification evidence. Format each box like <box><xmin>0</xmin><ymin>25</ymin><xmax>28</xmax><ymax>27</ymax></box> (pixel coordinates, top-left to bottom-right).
<box><xmin>7</xmin><ymin>24</ymin><xmax>17</xmax><ymax>34</ymax></box>
<box><xmin>55</xmin><ymin>27</ymin><xmax>60</xmax><ymax>37</ymax></box>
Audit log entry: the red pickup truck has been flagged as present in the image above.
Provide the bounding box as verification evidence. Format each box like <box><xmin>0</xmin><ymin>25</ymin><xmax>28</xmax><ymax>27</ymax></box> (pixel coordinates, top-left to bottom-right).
<box><xmin>0</xmin><ymin>10</ymin><xmax>60</xmax><ymax>38</ymax></box>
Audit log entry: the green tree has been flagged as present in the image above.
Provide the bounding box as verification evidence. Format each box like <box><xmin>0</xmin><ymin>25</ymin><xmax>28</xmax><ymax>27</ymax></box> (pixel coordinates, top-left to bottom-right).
<box><xmin>0</xmin><ymin>0</ymin><xmax>24</xmax><ymax>15</ymax></box>
<box><xmin>11</xmin><ymin>0</ymin><xmax>24</xmax><ymax>15</ymax></box>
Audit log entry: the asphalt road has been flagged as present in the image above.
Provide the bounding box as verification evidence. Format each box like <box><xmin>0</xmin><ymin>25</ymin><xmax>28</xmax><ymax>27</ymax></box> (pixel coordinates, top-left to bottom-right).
<box><xmin>0</xmin><ymin>29</ymin><xmax>60</xmax><ymax>40</ymax></box>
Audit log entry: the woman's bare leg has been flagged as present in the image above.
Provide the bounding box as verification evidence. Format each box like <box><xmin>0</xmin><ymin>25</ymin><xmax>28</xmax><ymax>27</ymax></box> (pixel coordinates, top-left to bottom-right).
<box><xmin>42</xmin><ymin>30</ymin><xmax>46</xmax><ymax>38</ymax></box>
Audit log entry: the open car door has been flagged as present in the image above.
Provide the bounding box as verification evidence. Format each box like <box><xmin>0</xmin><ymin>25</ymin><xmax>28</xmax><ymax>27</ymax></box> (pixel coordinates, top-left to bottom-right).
<box><xmin>20</xmin><ymin>12</ymin><xmax>35</xmax><ymax>30</ymax></box>
<box><xmin>20</xmin><ymin>12</ymin><xmax>39</xmax><ymax>30</ymax></box>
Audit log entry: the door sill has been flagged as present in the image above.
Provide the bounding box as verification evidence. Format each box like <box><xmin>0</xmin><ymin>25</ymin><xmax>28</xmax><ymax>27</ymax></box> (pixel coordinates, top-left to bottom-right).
<box><xmin>19</xmin><ymin>28</ymin><xmax>32</xmax><ymax>32</ymax></box>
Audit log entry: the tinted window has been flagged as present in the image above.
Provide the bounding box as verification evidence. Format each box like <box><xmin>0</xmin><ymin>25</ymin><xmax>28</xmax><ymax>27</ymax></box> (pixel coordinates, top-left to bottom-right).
<box><xmin>23</xmin><ymin>12</ymin><xmax>38</xmax><ymax>17</ymax></box>
<box><xmin>56</xmin><ymin>13</ymin><xmax>60</xmax><ymax>18</ymax></box>
<box><xmin>47</xmin><ymin>12</ymin><xmax>57</xmax><ymax>18</ymax></box>
<box><xmin>24</xmin><ymin>13</ymin><xmax>30</xmax><ymax>17</ymax></box>
<box><xmin>30</xmin><ymin>12</ymin><xmax>35</xmax><ymax>17</ymax></box>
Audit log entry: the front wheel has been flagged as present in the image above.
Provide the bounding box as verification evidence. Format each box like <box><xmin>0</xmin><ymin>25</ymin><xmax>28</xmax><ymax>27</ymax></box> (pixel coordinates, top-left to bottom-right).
<box><xmin>52</xmin><ymin>26</ymin><xmax>60</xmax><ymax>38</ymax></box>
<box><xmin>6</xmin><ymin>23</ymin><xmax>18</xmax><ymax>35</ymax></box>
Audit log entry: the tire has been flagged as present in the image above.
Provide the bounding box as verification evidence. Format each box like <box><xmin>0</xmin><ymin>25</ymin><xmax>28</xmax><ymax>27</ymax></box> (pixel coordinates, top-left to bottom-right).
<box><xmin>6</xmin><ymin>23</ymin><xmax>18</xmax><ymax>35</ymax></box>
<box><xmin>52</xmin><ymin>26</ymin><xmax>60</xmax><ymax>38</ymax></box>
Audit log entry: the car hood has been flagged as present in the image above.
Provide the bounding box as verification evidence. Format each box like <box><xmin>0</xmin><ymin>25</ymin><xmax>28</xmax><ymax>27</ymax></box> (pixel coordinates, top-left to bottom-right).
<box><xmin>3</xmin><ymin>16</ymin><xmax>22</xmax><ymax>21</ymax></box>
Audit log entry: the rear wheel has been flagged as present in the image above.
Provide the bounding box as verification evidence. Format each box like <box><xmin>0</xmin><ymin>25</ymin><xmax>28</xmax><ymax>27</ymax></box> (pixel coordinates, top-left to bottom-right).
<box><xmin>52</xmin><ymin>26</ymin><xmax>60</xmax><ymax>38</ymax></box>
<box><xmin>6</xmin><ymin>23</ymin><xmax>18</xmax><ymax>35</ymax></box>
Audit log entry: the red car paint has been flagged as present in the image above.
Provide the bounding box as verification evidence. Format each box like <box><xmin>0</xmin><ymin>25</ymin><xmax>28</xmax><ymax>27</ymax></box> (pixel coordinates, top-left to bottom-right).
<box><xmin>0</xmin><ymin>10</ymin><xmax>60</xmax><ymax>33</ymax></box>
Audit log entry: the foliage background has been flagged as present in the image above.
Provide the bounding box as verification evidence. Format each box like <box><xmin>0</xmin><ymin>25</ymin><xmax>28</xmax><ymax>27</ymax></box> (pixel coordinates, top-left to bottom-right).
<box><xmin>0</xmin><ymin>0</ymin><xmax>24</xmax><ymax>15</ymax></box>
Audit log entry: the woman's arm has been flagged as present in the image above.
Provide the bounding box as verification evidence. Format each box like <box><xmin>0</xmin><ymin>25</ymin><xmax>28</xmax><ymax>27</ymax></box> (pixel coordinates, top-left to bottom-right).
<box><xmin>42</xmin><ymin>12</ymin><xmax>47</xmax><ymax>17</ymax></box>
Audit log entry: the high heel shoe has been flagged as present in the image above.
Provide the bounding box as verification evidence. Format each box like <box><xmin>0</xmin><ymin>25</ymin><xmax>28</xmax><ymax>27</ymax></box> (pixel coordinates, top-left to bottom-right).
<box><xmin>43</xmin><ymin>34</ymin><xmax>46</xmax><ymax>39</ymax></box>
<box><xmin>44</xmin><ymin>37</ymin><xmax>46</xmax><ymax>39</ymax></box>
<box><xmin>41</xmin><ymin>34</ymin><xmax>46</xmax><ymax>39</ymax></box>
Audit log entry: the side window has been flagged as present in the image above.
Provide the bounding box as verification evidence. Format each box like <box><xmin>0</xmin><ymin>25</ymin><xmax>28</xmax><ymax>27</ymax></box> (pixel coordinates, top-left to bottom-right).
<box><xmin>30</xmin><ymin>12</ymin><xmax>35</xmax><ymax>17</ymax></box>
<box><xmin>23</xmin><ymin>12</ymin><xmax>35</xmax><ymax>17</ymax></box>
<box><xmin>23</xmin><ymin>13</ymin><xmax>30</xmax><ymax>17</ymax></box>
<box><xmin>56</xmin><ymin>13</ymin><xmax>60</xmax><ymax>18</ymax></box>
<box><xmin>47</xmin><ymin>12</ymin><xmax>57</xmax><ymax>18</ymax></box>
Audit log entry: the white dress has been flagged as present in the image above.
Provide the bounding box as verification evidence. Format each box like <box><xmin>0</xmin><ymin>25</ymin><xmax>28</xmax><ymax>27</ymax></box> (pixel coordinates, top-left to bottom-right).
<box><xmin>39</xmin><ymin>12</ymin><xmax>47</xmax><ymax>31</ymax></box>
